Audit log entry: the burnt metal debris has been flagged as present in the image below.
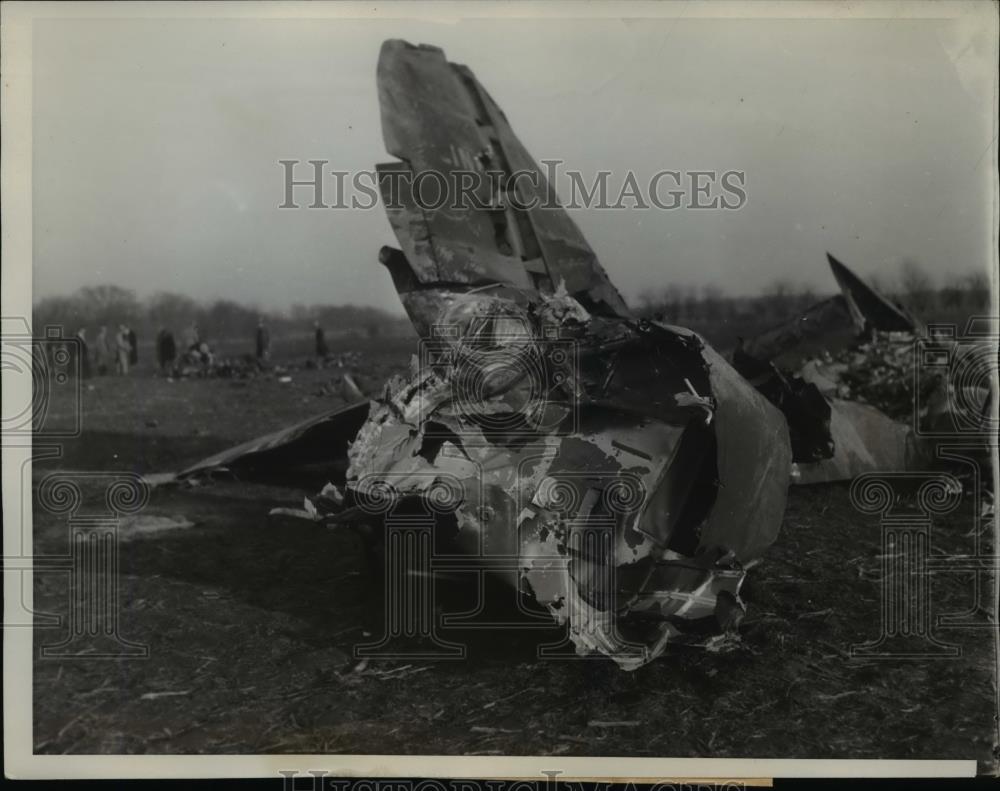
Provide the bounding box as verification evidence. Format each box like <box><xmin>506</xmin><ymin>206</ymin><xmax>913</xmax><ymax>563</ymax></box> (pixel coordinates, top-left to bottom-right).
<box><xmin>178</xmin><ymin>39</ymin><xmax>995</xmax><ymax>669</ymax></box>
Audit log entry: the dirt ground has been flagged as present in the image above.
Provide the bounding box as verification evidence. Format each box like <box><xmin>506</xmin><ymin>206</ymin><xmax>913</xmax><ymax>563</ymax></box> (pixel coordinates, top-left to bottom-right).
<box><xmin>30</xmin><ymin>338</ymin><xmax>997</xmax><ymax>764</ymax></box>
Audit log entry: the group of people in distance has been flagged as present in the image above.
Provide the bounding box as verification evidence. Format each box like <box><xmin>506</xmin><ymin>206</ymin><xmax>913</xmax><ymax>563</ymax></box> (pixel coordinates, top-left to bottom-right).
<box><xmin>73</xmin><ymin>324</ymin><xmax>137</xmax><ymax>378</ymax></box>
<box><xmin>162</xmin><ymin>321</ymin><xmax>211</xmax><ymax>374</ymax></box>
<box><xmin>253</xmin><ymin>319</ymin><xmax>329</xmax><ymax>362</ymax></box>
<box><xmin>69</xmin><ymin>318</ymin><xmax>331</xmax><ymax>378</ymax></box>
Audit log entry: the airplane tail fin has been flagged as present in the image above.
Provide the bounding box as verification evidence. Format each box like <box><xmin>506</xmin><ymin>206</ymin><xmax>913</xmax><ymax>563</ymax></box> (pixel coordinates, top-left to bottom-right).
<box><xmin>826</xmin><ymin>253</ymin><xmax>917</xmax><ymax>334</ymax></box>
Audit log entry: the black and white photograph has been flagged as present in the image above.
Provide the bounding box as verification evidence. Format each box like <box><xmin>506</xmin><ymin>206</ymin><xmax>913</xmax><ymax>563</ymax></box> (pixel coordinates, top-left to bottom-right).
<box><xmin>2</xmin><ymin>0</ymin><xmax>998</xmax><ymax>782</ymax></box>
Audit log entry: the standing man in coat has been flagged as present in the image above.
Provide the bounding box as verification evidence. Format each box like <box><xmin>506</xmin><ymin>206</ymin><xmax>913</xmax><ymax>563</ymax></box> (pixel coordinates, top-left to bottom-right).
<box><xmin>75</xmin><ymin>328</ymin><xmax>91</xmax><ymax>379</ymax></box>
<box><xmin>94</xmin><ymin>325</ymin><xmax>110</xmax><ymax>375</ymax></box>
<box><xmin>116</xmin><ymin>325</ymin><xmax>131</xmax><ymax>375</ymax></box>
<box><xmin>314</xmin><ymin>320</ymin><xmax>328</xmax><ymax>360</ymax></box>
<box><xmin>156</xmin><ymin>328</ymin><xmax>177</xmax><ymax>375</ymax></box>
<box><xmin>127</xmin><ymin>326</ymin><xmax>138</xmax><ymax>367</ymax></box>
<box><xmin>255</xmin><ymin>318</ymin><xmax>271</xmax><ymax>364</ymax></box>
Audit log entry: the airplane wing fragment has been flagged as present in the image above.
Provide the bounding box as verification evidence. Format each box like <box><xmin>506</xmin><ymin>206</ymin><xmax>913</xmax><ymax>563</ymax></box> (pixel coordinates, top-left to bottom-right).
<box><xmin>178</xmin><ymin>402</ymin><xmax>371</xmax><ymax>489</ymax></box>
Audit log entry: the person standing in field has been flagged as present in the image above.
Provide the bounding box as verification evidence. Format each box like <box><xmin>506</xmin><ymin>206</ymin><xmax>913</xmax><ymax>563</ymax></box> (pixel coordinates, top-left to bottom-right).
<box><xmin>115</xmin><ymin>324</ymin><xmax>131</xmax><ymax>375</ymax></box>
<box><xmin>94</xmin><ymin>325</ymin><xmax>110</xmax><ymax>375</ymax></box>
<box><xmin>127</xmin><ymin>326</ymin><xmax>138</xmax><ymax>367</ymax></box>
<box><xmin>255</xmin><ymin>318</ymin><xmax>270</xmax><ymax>364</ymax></box>
<box><xmin>184</xmin><ymin>322</ymin><xmax>200</xmax><ymax>354</ymax></box>
<box><xmin>75</xmin><ymin>328</ymin><xmax>91</xmax><ymax>379</ymax></box>
<box><xmin>314</xmin><ymin>320</ymin><xmax>328</xmax><ymax>360</ymax></box>
<box><xmin>156</xmin><ymin>328</ymin><xmax>177</xmax><ymax>374</ymax></box>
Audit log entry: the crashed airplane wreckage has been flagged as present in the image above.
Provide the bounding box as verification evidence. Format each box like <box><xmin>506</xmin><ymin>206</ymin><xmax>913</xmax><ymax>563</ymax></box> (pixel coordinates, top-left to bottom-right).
<box><xmin>179</xmin><ymin>40</ymin><xmax>993</xmax><ymax>669</ymax></box>
<box><xmin>733</xmin><ymin>252</ymin><xmax>994</xmax><ymax>484</ymax></box>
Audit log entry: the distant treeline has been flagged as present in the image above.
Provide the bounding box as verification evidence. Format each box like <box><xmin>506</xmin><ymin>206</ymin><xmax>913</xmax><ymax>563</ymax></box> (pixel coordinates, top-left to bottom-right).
<box><xmin>33</xmin><ymin>261</ymin><xmax>993</xmax><ymax>348</ymax></box>
<box><xmin>635</xmin><ymin>261</ymin><xmax>992</xmax><ymax>351</ymax></box>
<box><xmin>636</xmin><ymin>261</ymin><xmax>991</xmax><ymax>324</ymax></box>
<box><xmin>32</xmin><ymin>286</ymin><xmax>416</xmax><ymax>343</ymax></box>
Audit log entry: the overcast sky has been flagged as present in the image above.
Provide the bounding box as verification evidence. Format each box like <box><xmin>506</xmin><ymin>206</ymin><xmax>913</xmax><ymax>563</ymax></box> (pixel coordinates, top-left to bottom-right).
<box><xmin>32</xmin><ymin>11</ymin><xmax>996</xmax><ymax>314</ymax></box>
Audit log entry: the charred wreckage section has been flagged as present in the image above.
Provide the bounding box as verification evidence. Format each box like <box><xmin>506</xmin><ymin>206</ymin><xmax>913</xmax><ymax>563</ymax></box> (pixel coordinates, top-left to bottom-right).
<box><xmin>177</xmin><ymin>40</ymin><xmax>995</xmax><ymax>669</ymax></box>
<box><xmin>309</xmin><ymin>293</ymin><xmax>790</xmax><ymax>669</ymax></box>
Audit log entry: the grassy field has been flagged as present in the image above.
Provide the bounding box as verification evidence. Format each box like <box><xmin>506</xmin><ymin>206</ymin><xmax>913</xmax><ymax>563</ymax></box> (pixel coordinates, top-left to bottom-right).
<box><xmin>29</xmin><ymin>339</ymin><xmax>997</xmax><ymax>764</ymax></box>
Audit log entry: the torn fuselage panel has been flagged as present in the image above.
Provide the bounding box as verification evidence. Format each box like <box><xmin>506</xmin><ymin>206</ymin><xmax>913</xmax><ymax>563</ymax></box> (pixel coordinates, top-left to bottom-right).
<box><xmin>731</xmin><ymin>349</ymin><xmax>835</xmax><ymax>464</ymax></box>
<box><xmin>693</xmin><ymin>337</ymin><xmax>792</xmax><ymax>562</ymax></box>
<box><xmin>791</xmin><ymin>398</ymin><xmax>925</xmax><ymax>485</ymax></box>
<box><xmin>319</xmin><ymin>293</ymin><xmax>791</xmax><ymax>669</ymax></box>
